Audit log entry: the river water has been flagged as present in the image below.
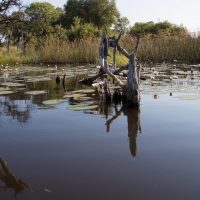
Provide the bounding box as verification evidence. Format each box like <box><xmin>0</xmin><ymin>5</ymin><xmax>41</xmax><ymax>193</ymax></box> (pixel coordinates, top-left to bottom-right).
<box><xmin>0</xmin><ymin>65</ymin><xmax>200</xmax><ymax>200</ymax></box>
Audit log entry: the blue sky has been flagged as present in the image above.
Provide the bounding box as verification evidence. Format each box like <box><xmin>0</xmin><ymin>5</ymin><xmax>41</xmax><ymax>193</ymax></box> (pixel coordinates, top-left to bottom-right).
<box><xmin>23</xmin><ymin>0</ymin><xmax>200</xmax><ymax>31</ymax></box>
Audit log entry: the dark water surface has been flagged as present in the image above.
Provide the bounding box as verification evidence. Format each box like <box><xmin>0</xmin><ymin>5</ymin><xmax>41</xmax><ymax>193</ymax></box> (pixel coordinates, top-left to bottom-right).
<box><xmin>0</xmin><ymin>70</ymin><xmax>200</xmax><ymax>200</ymax></box>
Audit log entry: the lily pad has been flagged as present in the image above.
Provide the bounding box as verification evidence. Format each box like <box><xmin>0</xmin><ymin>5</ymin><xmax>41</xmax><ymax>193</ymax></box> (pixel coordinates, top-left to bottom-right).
<box><xmin>0</xmin><ymin>87</ymin><xmax>11</xmax><ymax>91</ymax></box>
<box><xmin>74</xmin><ymin>89</ymin><xmax>95</xmax><ymax>93</ymax></box>
<box><xmin>0</xmin><ymin>90</ymin><xmax>15</xmax><ymax>95</ymax></box>
<box><xmin>67</xmin><ymin>104</ymin><xmax>98</xmax><ymax>110</ymax></box>
<box><xmin>26</xmin><ymin>77</ymin><xmax>52</xmax><ymax>82</ymax></box>
<box><xmin>173</xmin><ymin>95</ymin><xmax>200</xmax><ymax>100</ymax></box>
<box><xmin>42</xmin><ymin>99</ymin><xmax>68</xmax><ymax>105</ymax></box>
<box><xmin>25</xmin><ymin>90</ymin><xmax>48</xmax><ymax>95</ymax></box>
<box><xmin>1</xmin><ymin>82</ymin><xmax>25</xmax><ymax>87</ymax></box>
<box><xmin>63</xmin><ymin>93</ymin><xmax>87</xmax><ymax>98</ymax></box>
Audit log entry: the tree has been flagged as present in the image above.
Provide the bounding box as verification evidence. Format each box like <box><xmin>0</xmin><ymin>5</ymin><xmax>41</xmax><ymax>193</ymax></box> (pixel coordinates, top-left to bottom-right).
<box><xmin>0</xmin><ymin>0</ymin><xmax>23</xmax><ymax>25</ymax></box>
<box><xmin>66</xmin><ymin>16</ymin><xmax>101</xmax><ymax>41</ymax></box>
<box><xmin>24</xmin><ymin>2</ymin><xmax>62</xmax><ymax>39</ymax></box>
<box><xmin>130</xmin><ymin>21</ymin><xmax>188</xmax><ymax>36</ymax></box>
<box><xmin>0</xmin><ymin>0</ymin><xmax>24</xmax><ymax>49</ymax></box>
<box><xmin>58</xmin><ymin>0</ymin><xmax>120</xmax><ymax>30</ymax></box>
<box><xmin>113</xmin><ymin>16</ymin><xmax>130</xmax><ymax>34</ymax></box>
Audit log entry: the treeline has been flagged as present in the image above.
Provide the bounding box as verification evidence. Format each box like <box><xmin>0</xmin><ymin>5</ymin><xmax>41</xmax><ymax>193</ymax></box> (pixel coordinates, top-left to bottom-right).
<box><xmin>0</xmin><ymin>0</ymin><xmax>199</xmax><ymax>65</ymax></box>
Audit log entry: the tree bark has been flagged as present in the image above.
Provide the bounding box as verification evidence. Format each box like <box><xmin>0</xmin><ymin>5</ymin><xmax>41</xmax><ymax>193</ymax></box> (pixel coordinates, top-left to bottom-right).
<box><xmin>79</xmin><ymin>32</ymin><xmax>141</xmax><ymax>107</ymax></box>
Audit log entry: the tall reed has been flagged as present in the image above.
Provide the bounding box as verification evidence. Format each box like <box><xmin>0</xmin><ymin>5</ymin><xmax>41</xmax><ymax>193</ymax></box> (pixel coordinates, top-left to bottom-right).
<box><xmin>120</xmin><ymin>33</ymin><xmax>200</xmax><ymax>64</ymax></box>
<box><xmin>0</xmin><ymin>47</ymin><xmax>29</xmax><ymax>65</ymax></box>
<box><xmin>26</xmin><ymin>37</ymin><xmax>100</xmax><ymax>64</ymax></box>
<box><xmin>1</xmin><ymin>33</ymin><xmax>200</xmax><ymax>66</ymax></box>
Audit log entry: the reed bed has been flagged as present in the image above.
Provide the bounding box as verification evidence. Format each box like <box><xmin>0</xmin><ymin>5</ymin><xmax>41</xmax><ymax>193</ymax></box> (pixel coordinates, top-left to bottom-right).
<box><xmin>26</xmin><ymin>37</ymin><xmax>100</xmax><ymax>65</ymax></box>
<box><xmin>0</xmin><ymin>47</ymin><xmax>29</xmax><ymax>65</ymax></box>
<box><xmin>1</xmin><ymin>33</ymin><xmax>200</xmax><ymax>66</ymax></box>
<box><xmin>120</xmin><ymin>34</ymin><xmax>200</xmax><ymax>64</ymax></box>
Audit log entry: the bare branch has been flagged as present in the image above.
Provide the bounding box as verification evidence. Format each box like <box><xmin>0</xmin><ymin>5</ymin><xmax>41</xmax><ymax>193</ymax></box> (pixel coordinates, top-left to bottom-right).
<box><xmin>116</xmin><ymin>43</ymin><xmax>130</xmax><ymax>58</ymax></box>
<box><xmin>132</xmin><ymin>34</ymin><xmax>140</xmax><ymax>55</ymax></box>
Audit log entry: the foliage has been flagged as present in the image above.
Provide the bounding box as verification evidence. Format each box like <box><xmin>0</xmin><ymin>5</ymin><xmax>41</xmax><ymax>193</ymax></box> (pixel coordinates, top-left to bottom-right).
<box><xmin>0</xmin><ymin>0</ymin><xmax>24</xmax><ymax>47</ymax></box>
<box><xmin>120</xmin><ymin>33</ymin><xmax>200</xmax><ymax>63</ymax></box>
<box><xmin>24</xmin><ymin>2</ymin><xmax>61</xmax><ymax>39</ymax></box>
<box><xmin>2</xmin><ymin>33</ymin><xmax>200</xmax><ymax>65</ymax></box>
<box><xmin>0</xmin><ymin>46</ymin><xmax>29</xmax><ymax>65</ymax></box>
<box><xmin>108</xmin><ymin>52</ymin><xmax>128</xmax><ymax>67</ymax></box>
<box><xmin>130</xmin><ymin>21</ymin><xmax>188</xmax><ymax>36</ymax></box>
<box><xmin>0</xmin><ymin>0</ymin><xmax>23</xmax><ymax>26</ymax></box>
<box><xmin>113</xmin><ymin>17</ymin><xmax>130</xmax><ymax>34</ymax></box>
<box><xmin>66</xmin><ymin>17</ymin><xmax>101</xmax><ymax>41</ymax></box>
<box><xmin>58</xmin><ymin>0</ymin><xmax>120</xmax><ymax>30</ymax></box>
<box><xmin>25</xmin><ymin>36</ymin><xmax>100</xmax><ymax>64</ymax></box>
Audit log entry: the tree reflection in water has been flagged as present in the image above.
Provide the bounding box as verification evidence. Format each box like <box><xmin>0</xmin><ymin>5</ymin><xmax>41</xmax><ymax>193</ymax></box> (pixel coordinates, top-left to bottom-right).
<box><xmin>0</xmin><ymin>95</ymin><xmax>33</xmax><ymax>124</ymax></box>
<box><xmin>0</xmin><ymin>90</ymin><xmax>48</xmax><ymax>125</ymax></box>
<box><xmin>0</xmin><ymin>157</ymin><xmax>33</xmax><ymax>198</ymax></box>
<box><xmin>103</xmin><ymin>102</ymin><xmax>141</xmax><ymax>157</ymax></box>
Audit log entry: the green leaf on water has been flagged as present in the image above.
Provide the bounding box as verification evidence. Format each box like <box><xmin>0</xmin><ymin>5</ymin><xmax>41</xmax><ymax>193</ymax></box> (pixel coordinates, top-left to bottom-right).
<box><xmin>0</xmin><ymin>87</ymin><xmax>11</xmax><ymax>91</ymax></box>
<box><xmin>74</xmin><ymin>89</ymin><xmax>95</xmax><ymax>93</ymax></box>
<box><xmin>42</xmin><ymin>99</ymin><xmax>68</xmax><ymax>105</ymax></box>
<box><xmin>63</xmin><ymin>93</ymin><xmax>87</xmax><ymax>98</ymax></box>
<box><xmin>1</xmin><ymin>82</ymin><xmax>25</xmax><ymax>87</ymax></box>
<box><xmin>0</xmin><ymin>91</ymin><xmax>15</xmax><ymax>95</ymax></box>
<box><xmin>25</xmin><ymin>90</ymin><xmax>48</xmax><ymax>95</ymax></box>
<box><xmin>67</xmin><ymin>104</ymin><xmax>98</xmax><ymax>111</ymax></box>
<box><xmin>173</xmin><ymin>95</ymin><xmax>200</xmax><ymax>100</ymax></box>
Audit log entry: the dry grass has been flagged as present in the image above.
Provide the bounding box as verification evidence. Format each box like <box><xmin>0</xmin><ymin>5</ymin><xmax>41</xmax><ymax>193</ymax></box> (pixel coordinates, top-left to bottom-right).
<box><xmin>26</xmin><ymin>37</ymin><xmax>100</xmax><ymax>64</ymax></box>
<box><xmin>1</xmin><ymin>34</ymin><xmax>200</xmax><ymax>67</ymax></box>
<box><xmin>120</xmin><ymin>34</ymin><xmax>200</xmax><ymax>64</ymax></box>
<box><xmin>0</xmin><ymin>46</ymin><xmax>29</xmax><ymax>65</ymax></box>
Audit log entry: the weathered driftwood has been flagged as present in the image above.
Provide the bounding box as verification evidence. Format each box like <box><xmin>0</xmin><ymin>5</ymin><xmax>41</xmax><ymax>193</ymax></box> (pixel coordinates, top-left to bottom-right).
<box><xmin>78</xmin><ymin>71</ymin><xmax>104</xmax><ymax>85</ymax></box>
<box><xmin>101</xmin><ymin>33</ymin><xmax>141</xmax><ymax>106</ymax></box>
<box><xmin>79</xmin><ymin>32</ymin><xmax>141</xmax><ymax>106</ymax></box>
<box><xmin>79</xmin><ymin>64</ymin><xmax>128</xmax><ymax>85</ymax></box>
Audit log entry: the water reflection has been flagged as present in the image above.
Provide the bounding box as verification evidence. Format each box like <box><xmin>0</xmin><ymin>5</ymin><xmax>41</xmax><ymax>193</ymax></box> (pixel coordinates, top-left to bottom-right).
<box><xmin>103</xmin><ymin>103</ymin><xmax>141</xmax><ymax>157</ymax></box>
<box><xmin>0</xmin><ymin>157</ymin><xmax>33</xmax><ymax>198</ymax></box>
<box><xmin>0</xmin><ymin>95</ymin><xmax>34</xmax><ymax>124</ymax></box>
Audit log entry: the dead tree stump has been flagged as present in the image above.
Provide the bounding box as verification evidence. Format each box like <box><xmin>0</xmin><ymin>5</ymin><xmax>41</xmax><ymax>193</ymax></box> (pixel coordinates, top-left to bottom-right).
<box><xmin>79</xmin><ymin>32</ymin><xmax>141</xmax><ymax>107</ymax></box>
<box><xmin>100</xmin><ymin>33</ymin><xmax>141</xmax><ymax>106</ymax></box>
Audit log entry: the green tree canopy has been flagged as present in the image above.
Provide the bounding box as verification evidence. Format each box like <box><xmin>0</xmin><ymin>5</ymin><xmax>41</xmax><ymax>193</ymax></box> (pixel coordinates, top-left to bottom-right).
<box><xmin>25</xmin><ymin>2</ymin><xmax>62</xmax><ymax>39</ymax></box>
<box><xmin>66</xmin><ymin>16</ymin><xmax>101</xmax><ymax>41</ymax></box>
<box><xmin>0</xmin><ymin>0</ymin><xmax>23</xmax><ymax>26</ymax></box>
<box><xmin>113</xmin><ymin>16</ymin><xmax>130</xmax><ymax>34</ymax></box>
<box><xmin>130</xmin><ymin>21</ymin><xmax>188</xmax><ymax>36</ymax></box>
<box><xmin>57</xmin><ymin>0</ymin><xmax>120</xmax><ymax>30</ymax></box>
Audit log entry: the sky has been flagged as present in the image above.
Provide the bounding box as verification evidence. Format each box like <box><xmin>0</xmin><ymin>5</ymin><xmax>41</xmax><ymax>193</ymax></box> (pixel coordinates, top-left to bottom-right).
<box><xmin>22</xmin><ymin>0</ymin><xmax>200</xmax><ymax>32</ymax></box>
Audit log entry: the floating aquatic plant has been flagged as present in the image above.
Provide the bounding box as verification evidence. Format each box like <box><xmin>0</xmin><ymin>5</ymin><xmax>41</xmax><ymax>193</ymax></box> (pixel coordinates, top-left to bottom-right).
<box><xmin>67</xmin><ymin>104</ymin><xmax>98</xmax><ymax>111</ymax></box>
<box><xmin>25</xmin><ymin>90</ymin><xmax>48</xmax><ymax>95</ymax></box>
<box><xmin>173</xmin><ymin>95</ymin><xmax>200</xmax><ymax>100</ymax></box>
<box><xmin>0</xmin><ymin>91</ymin><xmax>15</xmax><ymax>95</ymax></box>
<box><xmin>74</xmin><ymin>89</ymin><xmax>95</xmax><ymax>93</ymax></box>
<box><xmin>1</xmin><ymin>82</ymin><xmax>25</xmax><ymax>87</ymax></box>
<box><xmin>0</xmin><ymin>87</ymin><xmax>11</xmax><ymax>91</ymax></box>
<box><xmin>63</xmin><ymin>93</ymin><xmax>87</xmax><ymax>98</ymax></box>
<box><xmin>42</xmin><ymin>99</ymin><xmax>68</xmax><ymax>105</ymax></box>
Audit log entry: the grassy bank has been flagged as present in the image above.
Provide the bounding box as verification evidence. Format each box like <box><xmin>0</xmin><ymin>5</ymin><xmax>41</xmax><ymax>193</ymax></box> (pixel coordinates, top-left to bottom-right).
<box><xmin>0</xmin><ymin>47</ymin><xmax>29</xmax><ymax>66</ymax></box>
<box><xmin>120</xmin><ymin>34</ymin><xmax>200</xmax><ymax>64</ymax></box>
<box><xmin>1</xmin><ymin>34</ymin><xmax>200</xmax><ymax>67</ymax></box>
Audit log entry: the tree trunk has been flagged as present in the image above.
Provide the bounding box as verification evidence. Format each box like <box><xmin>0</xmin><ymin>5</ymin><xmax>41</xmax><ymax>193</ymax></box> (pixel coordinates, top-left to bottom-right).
<box><xmin>127</xmin><ymin>53</ymin><xmax>140</xmax><ymax>106</ymax></box>
<box><xmin>7</xmin><ymin>33</ymin><xmax>11</xmax><ymax>54</ymax></box>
